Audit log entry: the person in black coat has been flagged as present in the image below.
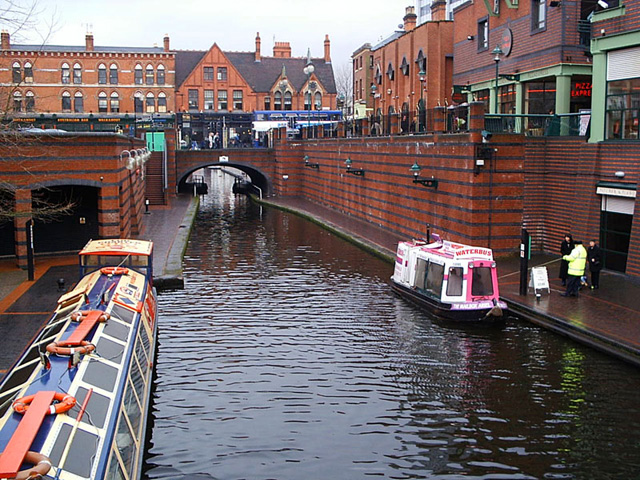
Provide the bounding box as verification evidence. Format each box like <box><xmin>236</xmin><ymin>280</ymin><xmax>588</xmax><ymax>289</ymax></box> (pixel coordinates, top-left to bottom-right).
<box><xmin>587</xmin><ymin>239</ymin><xmax>602</xmax><ymax>289</ymax></box>
<box><xmin>559</xmin><ymin>234</ymin><xmax>574</xmax><ymax>286</ymax></box>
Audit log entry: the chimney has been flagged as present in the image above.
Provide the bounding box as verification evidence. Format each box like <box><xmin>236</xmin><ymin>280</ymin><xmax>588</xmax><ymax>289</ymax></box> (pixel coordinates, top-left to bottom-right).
<box><xmin>273</xmin><ymin>41</ymin><xmax>292</xmax><ymax>58</ymax></box>
<box><xmin>255</xmin><ymin>32</ymin><xmax>261</xmax><ymax>62</ymax></box>
<box><xmin>324</xmin><ymin>34</ymin><xmax>331</xmax><ymax>63</ymax></box>
<box><xmin>430</xmin><ymin>0</ymin><xmax>447</xmax><ymax>21</ymax></box>
<box><xmin>1</xmin><ymin>30</ymin><xmax>9</xmax><ymax>50</ymax></box>
<box><xmin>164</xmin><ymin>34</ymin><xmax>170</xmax><ymax>52</ymax></box>
<box><xmin>403</xmin><ymin>6</ymin><xmax>417</xmax><ymax>31</ymax></box>
<box><xmin>85</xmin><ymin>33</ymin><xmax>94</xmax><ymax>52</ymax></box>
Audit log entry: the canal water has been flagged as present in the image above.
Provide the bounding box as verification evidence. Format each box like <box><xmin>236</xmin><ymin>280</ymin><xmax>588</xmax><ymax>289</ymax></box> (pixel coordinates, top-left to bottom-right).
<box><xmin>144</xmin><ymin>172</ymin><xmax>640</xmax><ymax>479</ymax></box>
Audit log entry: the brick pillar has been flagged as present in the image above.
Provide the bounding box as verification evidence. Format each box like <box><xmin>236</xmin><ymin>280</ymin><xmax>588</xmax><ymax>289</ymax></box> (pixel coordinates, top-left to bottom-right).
<box><xmin>302</xmin><ymin>127</ymin><xmax>308</xmax><ymax>139</ymax></box>
<box><xmin>318</xmin><ymin>125</ymin><xmax>324</xmax><ymax>138</ymax></box>
<box><xmin>468</xmin><ymin>101</ymin><xmax>485</xmax><ymax>143</ymax></box>
<box><xmin>14</xmin><ymin>189</ymin><xmax>31</xmax><ymax>268</ymax></box>
<box><xmin>278</xmin><ymin>126</ymin><xmax>287</xmax><ymax>145</ymax></box>
<box><xmin>338</xmin><ymin>122</ymin><xmax>345</xmax><ymax>138</ymax></box>
<box><xmin>390</xmin><ymin>113</ymin><xmax>399</xmax><ymax>135</ymax></box>
<box><xmin>433</xmin><ymin>107</ymin><xmax>446</xmax><ymax>133</ymax></box>
<box><xmin>361</xmin><ymin>118</ymin><xmax>370</xmax><ymax>136</ymax></box>
<box><xmin>164</xmin><ymin>128</ymin><xmax>177</xmax><ymax>197</ymax></box>
<box><xmin>99</xmin><ymin>185</ymin><xmax>121</xmax><ymax>239</ymax></box>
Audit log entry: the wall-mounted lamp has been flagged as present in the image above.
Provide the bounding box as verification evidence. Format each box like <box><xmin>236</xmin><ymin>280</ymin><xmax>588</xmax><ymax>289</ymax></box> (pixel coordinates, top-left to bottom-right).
<box><xmin>467</xmin><ymin>35</ymin><xmax>474</xmax><ymax>40</ymax></box>
<box><xmin>345</xmin><ymin>157</ymin><xmax>365</xmax><ymax>176</ymax></box>
<box><xmin>304</xmin><ymin>155</ymin><xmax>319</xmax><ymax>169</ymax></box>
<box><xmin>615</xmin><ymin>171</ymin><xmax>625</xmax><ymax>178</ymax></box>
<box><xmin>410</xmin><ymin>161</ymin><xmax>438</xmax><ymax>188</ymax></box>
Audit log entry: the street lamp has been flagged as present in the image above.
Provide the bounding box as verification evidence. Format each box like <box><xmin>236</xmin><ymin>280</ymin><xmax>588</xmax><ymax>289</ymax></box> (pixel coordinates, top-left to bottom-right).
<box><xmin>303</xmin><ymin>52</ymin><xmax>315</xmax><ymax>132</ymax></box>
<box><xmin>492</xmin><ymin>45</ymin><xmax>503</xmax><ymax>114</ymax></box>
<box><xmin>418</xmin><ymin>68</ymin><xmax>426</xmax><ymax>131</ymax></box>
<box><xmin>371</xmin><ymin>84</ymin><xmax>377</xmax><ymax>135</ymax></box>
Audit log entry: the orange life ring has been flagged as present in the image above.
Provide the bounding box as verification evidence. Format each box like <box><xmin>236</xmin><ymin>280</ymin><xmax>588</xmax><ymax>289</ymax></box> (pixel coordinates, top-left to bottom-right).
<box><xmin>46</xmin><ymin>340</ymin><xmax>95</xmax><ymax>356</ymax></box>
<box><xmin>100</xmin><ymin>266</ymin><xmax>129</xmax><ymax>276</ymax></box>
<box><xmin>0</xmin><ymin>451</ymin><xmax>53</xmax><ymax>480</ymax></box>
<box><xmin>12</xmin><ymin>392</ymin><xmax>76</xmax><ymax>415</ymax></box>
<box><xmin>70</xmin><ymin>310</ymin><xmax>110</xmax><ymax>322</ymax></box>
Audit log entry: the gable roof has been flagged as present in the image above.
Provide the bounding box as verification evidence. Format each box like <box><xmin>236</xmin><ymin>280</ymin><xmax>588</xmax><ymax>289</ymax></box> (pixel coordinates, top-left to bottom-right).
<box><xmin>175</xmin><ymin>49</ymin><xmax>336</xmax><ymax>94</ymax></box>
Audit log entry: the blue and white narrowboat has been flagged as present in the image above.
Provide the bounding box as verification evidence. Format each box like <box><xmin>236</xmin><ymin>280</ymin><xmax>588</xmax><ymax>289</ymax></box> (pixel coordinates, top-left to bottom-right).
<box><xmin>0</xmin><ymin>239</ymin><xmax>157</xmax><ymax>479</ymax></box>
<box><xmin>392</xmin><ymin>234</ymin><xmax>507</xmax><ymax>322</ymax></box>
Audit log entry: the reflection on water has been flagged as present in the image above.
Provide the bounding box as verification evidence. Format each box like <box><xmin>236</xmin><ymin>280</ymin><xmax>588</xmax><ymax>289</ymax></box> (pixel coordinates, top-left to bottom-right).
<box><xmin>144</xmin><ymin>173</ymin><xmax>640</xmax><ymax>479</ymax></box>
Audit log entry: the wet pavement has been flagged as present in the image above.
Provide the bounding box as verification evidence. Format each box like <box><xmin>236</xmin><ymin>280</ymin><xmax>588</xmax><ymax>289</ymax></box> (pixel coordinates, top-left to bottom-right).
<box><xmin>262</xmin><ymin>196</ymin><xmax>640</xmax><ymax>367</ymax></box>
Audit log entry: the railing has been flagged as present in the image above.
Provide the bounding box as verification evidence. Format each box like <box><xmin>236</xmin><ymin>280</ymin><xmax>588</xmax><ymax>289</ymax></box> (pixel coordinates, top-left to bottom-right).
<box><xmin>484</xmin><ymin>113</ymin><xmax>588</xmax><ymax>137</ymax></box>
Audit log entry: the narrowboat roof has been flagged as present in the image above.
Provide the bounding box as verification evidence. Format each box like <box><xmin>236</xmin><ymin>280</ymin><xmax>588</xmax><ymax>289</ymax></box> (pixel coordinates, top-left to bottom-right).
<box><xmin>405</xmin><ymin>239</ymin><xmax>494</xmax><ymax>261</ymax></box>
<box><xmin>79</xmin><ymin>239</ymin><xmax>153</xmax><ymax>257</ymax></box>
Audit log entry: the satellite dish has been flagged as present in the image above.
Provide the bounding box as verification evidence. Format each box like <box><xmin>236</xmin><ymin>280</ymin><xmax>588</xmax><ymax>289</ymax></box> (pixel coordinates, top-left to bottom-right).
<box><xmin>398</xmin><ymin>24</ymin><xmax>404</xmax><ymax>29</ymax></box>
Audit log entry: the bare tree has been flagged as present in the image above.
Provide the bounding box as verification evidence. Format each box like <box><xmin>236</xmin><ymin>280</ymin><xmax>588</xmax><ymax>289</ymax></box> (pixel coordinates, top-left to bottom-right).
<box><xmin>334</xmin><ymin>61</ymin><xmax>353</xmax><ymax>116</ymax></box>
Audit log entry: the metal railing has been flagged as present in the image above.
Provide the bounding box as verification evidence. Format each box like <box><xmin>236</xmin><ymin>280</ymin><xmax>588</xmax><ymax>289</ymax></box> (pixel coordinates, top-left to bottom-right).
<box><xmin>483</xmin><ymin>113</ymin><xmax>588</xmax><ymax>137</ymax></box>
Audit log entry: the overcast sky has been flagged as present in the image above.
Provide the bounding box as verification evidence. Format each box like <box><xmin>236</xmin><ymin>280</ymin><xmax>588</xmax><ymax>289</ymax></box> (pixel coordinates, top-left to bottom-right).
<box><xmin>22</xmin><ymin>0</ymin><xmax>414</xmax><ymax>70</ymax></box>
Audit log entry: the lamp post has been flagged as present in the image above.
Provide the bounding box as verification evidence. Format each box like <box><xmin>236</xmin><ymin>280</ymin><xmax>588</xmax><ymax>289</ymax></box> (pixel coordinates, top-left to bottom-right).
<box><xmin>303</xmin><ymin>54</ymin><xmax>315</xmax><ymax>133</ymax></box>
<box><xmin>492</xmin><ymin>45</ymin><xmax>503</xmax><ymax>114</ymax></box>
<box><xmin>418</xmin><ymin>68</ymin><xmax>426</xmax><ymax>131</ymax></box>
<box><xmin>371</xmin><ymin>84</ymin><xmax>377</xmax><ymax>135</ymax></box>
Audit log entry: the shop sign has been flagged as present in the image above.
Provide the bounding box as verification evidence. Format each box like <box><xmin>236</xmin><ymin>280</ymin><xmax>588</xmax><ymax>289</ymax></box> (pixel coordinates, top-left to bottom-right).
<box><xmin>571</xmin><ymin>82</ymin><xmax>592</xmax><ymax>97</ymax></box>
<box><xmin>596</xmin><ymin>186</ymin><xmax>636</xmax><ymax>198</ymax></box>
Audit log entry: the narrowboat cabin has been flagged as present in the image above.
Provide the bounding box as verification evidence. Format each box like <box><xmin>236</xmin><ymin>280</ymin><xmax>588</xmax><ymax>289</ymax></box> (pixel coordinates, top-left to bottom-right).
<box><xmin>0</xmin><ymin>239</ymin><xmax>157</xmax><ymax>480</ymax></box>
<box><xmin>391</xmin><ymin>234</ymin><xmax>507</xmax><ymax>322</ymax></box>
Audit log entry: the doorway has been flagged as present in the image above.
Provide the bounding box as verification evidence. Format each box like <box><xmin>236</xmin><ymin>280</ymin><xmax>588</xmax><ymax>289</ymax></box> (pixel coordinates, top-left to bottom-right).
<box><xmin>599</xmin><ymin>194</ymin><xmax>634</xmax><ymax>272</ymax></box>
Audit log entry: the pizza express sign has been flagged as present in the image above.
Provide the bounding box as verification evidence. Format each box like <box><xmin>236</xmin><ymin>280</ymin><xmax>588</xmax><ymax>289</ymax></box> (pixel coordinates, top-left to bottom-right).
<box><xmin>500</xmin><ymin>28</ymin><xmax>513</xmax><ymax>56</ymax></box>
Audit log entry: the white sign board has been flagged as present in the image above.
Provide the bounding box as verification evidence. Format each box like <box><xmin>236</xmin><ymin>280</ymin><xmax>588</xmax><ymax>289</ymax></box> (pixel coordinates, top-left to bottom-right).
<box><xmin>529</xmin><ymin>266</ymin><xmax>550</xmax><ymax>294</ymax></box>
<box><xmin>219</xmin><ymin>156</ymin><xmax>229</xmax><ymax>163</ymax></box>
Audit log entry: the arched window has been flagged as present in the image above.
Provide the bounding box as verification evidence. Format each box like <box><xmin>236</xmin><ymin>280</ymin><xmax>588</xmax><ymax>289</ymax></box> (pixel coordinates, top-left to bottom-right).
<box><xmin>274</xmin><ymin>91</ymin><xmax>282</xmax><ymax>110</ymax></box>
<box><xmin>415</xmin><ymin>50</ymin><xmax>426</xmax><ymax>72</ymax></box>
<box><xmin>73</xmin><ymin>91</ymin><xmax>84</xmax><ymax>112</ymax></box>
<box><xmin>156</xmin><ymin>64</ymin><xmax>165</xmax><ymax>85</ymax></box>
<box><xmin>12</xmin><ymin>62</ymin><xmax>21</xmax><ymax>83</ymax></box>
<box><xmin>13</xmin><ymin>91</ymin><xmax>22</xmax><ymax>112</ymax></box>
<box><xmin>61</xmin><ymin>91</ymin><xmax>71</xmax><ymax>111</ymax></box>
<box><xmin>110</xmin><ymin>92</ymin><xmax>120</xmax><ymax>113</ymax></box>
<box><xmin>98</xmin><ymin>64</ymin><xmax>107</xmax><ymax>84</ymax></box>
<box><xmin>314</xmin><ymin>91</ymin><xmax>322</xmax><ymax>110</ymax></box>
<box><xmin>145</xmin><ymin>92</ymin><xmax>155</xmax><ymax>113</ymax></box>
<box><xmin>109</xmin><ymin>64</ymin><xmax>118</xmax><ymax>84</ymax></box>
<box><xmin>304</xmin><ymin>91</ymin><xmax>311</xmax><ymax>110</ymax></box>
<box><xmin>134</xmin><ymin>64</ymin><xmax>143</xmax><ymax>85</ymax></box>
<box><xmin>61</xmin><ymin>63</ymin><xmax>70</xmax><ymax>84</ymax></box>
<box><xmin>264</xmin><ymin>96</ymin><xmax>271</xmax><ymax>110</ymax></box>
<box><xmin>24</xmin><ymin>62</ymin><xmax>33</xmax><ymax>83</ymax></box>
<box><xmin>157</xmin><ymin>92</ymin><xmax>167</xmax><ymax>113</ymax></box>
<box><xmin>73</xmin><ymin>63</ymin><xmax>82</xmax><ymax>84</ymax></box>
<box><xmin>284</xmin><ymin>91</ymin><xmax>292</xmax><ymax>110</ymax></box>
<box><xmin>134</xmin><ymin>92</ymin><xmax>144</xmax><ymax>113</ymax></box>
<box><xmin>145</xmin><ymin>65</ymin><xmax>154</xmax><ymax>85</ymax></box>
<box><xmin>374</xmin><ymin>65</ymin><xmax>382</xmax><ymax>85</ymax></box>
<box><xmin>386</xmin><ymin>62</ymin><xmax>394</xmax><ymax>81</ymax></box>
<box><xmin>98</xmin><ymin>92</ymin><xmax>108</xmax><ymax>112</ymax></box>
<box><xmin>25</xmin><ymin>91</ymin><xmax>35</xmax><ymax>112</ymax></box>
<box><xmin>400</xmin><ymin>56</ymin><xmax>409</xmax><ymax>76</ymax></box>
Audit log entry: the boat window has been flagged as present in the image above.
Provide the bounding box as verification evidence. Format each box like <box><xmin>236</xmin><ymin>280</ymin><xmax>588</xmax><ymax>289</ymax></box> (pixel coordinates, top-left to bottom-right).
<box><xmin>471</xmin><ymin>267</ymin><xmax>494</xmax><ymax>296</ymax></box>
<box><xmin>95</xmin><ymin>336</ymin><xmax>126</xmax><ymax>364</ymax></box>
<box><xmin>68</xmin><ymin>387</ymin><xmax>110</xmax><ymax>429</ymax></box>
<box><xmin>446</xmin><ymin>267</ymin><xmax>464</xmax><ymax>296</ymax></box>
<box><xmin>414</xmin><ymin>258</ymin><xmax>427</xmax><ymax>290</ymax></box>
<box><xmin>111</xmin><ymin>304</ymin><xmax>136</xmax><ymax>324</ymax></box>
<box><xmin>103</xmin><ymin>318</ymin><xmax>131</xmax><ymax>342</ymax></box>
<box><xmin>49</xmin><ymin>423</ymin><xmax>99</xmax><ymax>478</ymax></box>
<box><xmin>135</xmin><ymin>333</ymin><xmax>149</xmax><ymax>376</ymax></box>
<box><xmin>425</xmin><ymin>262</ymin><xmax>445</xmax><ymax>297</ymax></box>
<box><xmin>123</xmin><ymin>375</ymin><xmax>142</xmax><ymax>436</ymax></box>
<box><xmin>106</xmin><ymin>453</ymin><xmax>127</xmax><ymax>480</ymax></box>
<box><xmin>115</xmin><ymin>410</ymin><xmax>137</xmax><ymax>476</ymax></box>
<box><xmin>130</xmin><ymin>354</ymin><xmax>146</xmax><ymax>402</ymax></box>
<box><xmin>85</xmin><ymin>360</ymin><xmax>119</xmax><ymax>392</ymax></box>
<box><xmin>139</xmin><ymin>319</ymin><xmax>151</xmax><ymax>354</ymax></box>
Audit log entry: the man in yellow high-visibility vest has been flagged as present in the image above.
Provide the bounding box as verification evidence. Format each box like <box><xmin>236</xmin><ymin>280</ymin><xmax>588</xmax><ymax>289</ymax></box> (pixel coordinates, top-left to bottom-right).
<box><xmin>561</xmin><ymin>240</ymin><xmax>587</xmax><ymax>297</ymax></box>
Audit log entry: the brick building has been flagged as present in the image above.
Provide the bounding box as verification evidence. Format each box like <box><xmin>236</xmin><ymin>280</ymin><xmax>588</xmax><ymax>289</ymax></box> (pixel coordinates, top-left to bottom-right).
<box><xmin>1</xmin><ymin>31</ymin><xmax>176</xmax><ymax>118</ymax></box>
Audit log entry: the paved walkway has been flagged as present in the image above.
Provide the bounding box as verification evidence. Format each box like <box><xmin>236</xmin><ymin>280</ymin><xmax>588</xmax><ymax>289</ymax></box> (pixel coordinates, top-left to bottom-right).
<box><xmin>262</xmin><ymin>196</ymin><xmax>640</xmax><ymax>367</ymax></box>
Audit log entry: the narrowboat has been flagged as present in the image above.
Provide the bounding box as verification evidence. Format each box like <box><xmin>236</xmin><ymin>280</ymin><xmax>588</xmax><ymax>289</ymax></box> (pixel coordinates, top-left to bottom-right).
<box><xmin>0</xmin><ymin>239</ymin><xmax>157</xmax><ymax>480</ymax></box>
<box><xmin>391</xmin><ymin>234</ymin><xmax>507</xmax><ymax>322</ymax></box>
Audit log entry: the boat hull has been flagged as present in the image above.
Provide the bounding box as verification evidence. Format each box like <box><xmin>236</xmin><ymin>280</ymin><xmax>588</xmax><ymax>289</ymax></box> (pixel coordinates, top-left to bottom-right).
<box><xmin>391</xmin><ymin>280</ymin><xmax>506</xmax><ymax>323</ymax></box>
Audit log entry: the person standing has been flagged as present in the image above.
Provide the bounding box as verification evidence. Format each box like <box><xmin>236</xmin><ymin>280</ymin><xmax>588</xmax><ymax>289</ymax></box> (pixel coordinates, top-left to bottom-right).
<box><xmin>587</xmin><ymin>240</ymin><xmax>603</xmax><ymax>289</ymax></box>
<box><xmin>559</xmin><ymin>234</ymin><xmax>574</xmax><ymax>286</ymax></box>
<box><xmin>561</xmin><ymin>240</ymin><xmax>587</xmax><ymax>297</ymax></box>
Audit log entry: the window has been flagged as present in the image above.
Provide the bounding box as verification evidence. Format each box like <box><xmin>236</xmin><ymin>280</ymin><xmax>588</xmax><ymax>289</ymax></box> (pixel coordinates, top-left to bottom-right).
<box><xmin>13</xmin><ymin>91</ymin><xmax>22</xmax><ymax>112</ymax></box>
<box><xmin>25</xmin><ymin>91</ymin><xmax>34</xmax><ymax>112</ymax></box>
<box><xmin>157</xmin><ymin>92</ymin><xmax>167</xmax><ymax>113</ymax></box>
<box><xmin>204</xmin><ymin>90</ymin><xmax>214</xmax><ymax>110</ymax></box>
<box><xmin>145</xmin><ymin>65</ymin><xmax>154</xmax><ymax>85</ymax></box>
<box><xmin>218</xmin><ymin>90</ymin><xmax>228</xmax><ymax>110</ymax></box>
<box><xmin>471</xmin><ymin>267</ymin><xmax>494</xmax><ymax>296</ymax></box>
<box><xmin>217</xmin><ymin>67</ymin><xmax>227</xmax><ymax>81</ymax></box>
<box><xmin>233</xmin><ymin>90</ymin><xmax>243</xmax><ymax>110</ymax></box>
<box><xmin>110</xmin><ymin>64</ymin><xmax>118</xmax><ymax>84</ymax></box>
<box><xmin>12</xmin><ymin>62</ymin><xmax>21</xmax><ymax>83</ymax></box>
<box><xmin>156</xmin><ymin>64</ymin><xmax>165</xmax><ymax>85</ymax></box>
<box><xmin>204</xmin><ymin>67</ymin><xmax>214</xmax><ymax>81</ymax></box>
<box><xmin>478</xmin><ymin>18</ymin><xmax>489</xmax><ymax>50</ymax></box>
<box><xmin>425</xmin><ymin>261</ymin><xmax>445</xmax><ymax>297</ymax></box>
<box><xmin>314</xmin><ymin>92</ymin><xmax>322</xmax><ymax>110</ymax></box>
<box><xmin>98</xmin><ymin>64</ymin><xmax>107</xmax><ymax>84</ymax></box>
<box><xmin>145</xmin><ymin>93</ymin><xmax>155</xmax><ymax>113</ymax></box>
<box><xmin>134</xmin><ymin>92</ymin><xmax>143</xmax><ymax>113</ymax></box>
<box><xmin>532</xmin><ymin>0</ymin><xmax>546</xmax><ymax>32</ymax></box>
<box><xmin>264</xmin><ymin>96</ymin><xmax>271</xmax><ymax>110</ymax></box>
<box><xmin>498</xmin><ymin>84</ymin><xmax>516</xmax><ymax>114</ymax></box>
<box><xmin>62</xmin><ymin>91</ymin><xmax>71</xmax><ymax>111</ymax></box>
<box><xmin>98</xmin><ymin>92</ymin><xmax>108</xmax><ymax>112</ymax></box>
<box><xmin>274</xmin><ymin>91</ymin><xmax>282</xmax><ymax>110</ymax></box>
<box><xmin>61</xmin><ymin>63</ymin><xmax>70</xmax><ymax>84</ymax></box>
<box><xmin>304</xmin><ymin>91</ymin><xmax>311</xmax><ymax>110</ymax></box>
<box><xmin>284</xmin><ymin>91</ymin><xmax>292</xmax><ymax>110</ymax></box>
<box><xmin>134</xmin><ymin>64</ymin><xmax>143</xmax><ymax>85</ymax></box>
<box><xmin>374</xmin><ymin>65</ymin><xmax>382</xmax><ymax>85</ymax></box>
<box><xmin>74</xmin><ymin>91</ymin><xmax>84</xmax><ymax>112</ymax></box>
<box><xmin>525</xmin><ymin>80</ymin><xmax>556</xmax><ymax>115</ymax></box>
<box><xmin>415</xmin><ymin>50</ymin><xmax>426</xmax><ymax>72</ymax></box>
<box><xmin>400</xmin><ymin>57</ymin><xmax>409</xmax><ymax>76</ymax></box>
<box><xmin>24</xmin><ymin>62</ymin><xmax>33</xmax><ymax>83</ymax></box>
<box><xmin>188</xmin><ymin>89</ymin><xmax>198</xmax><ymax>109</ymax></box>
<box><xmin>386</xmin><ymin>62</ymin><xmax>394</xmax><ymax>80</ymax></box>
<box><xmin>606</xmin><ymin>77</ymin><xmax>640</xmax><ymax>140</ymax></box>
<box><xmin>474</xmin><ymin>89</ymin><xmax>491</xmax><ymax>113</ymax></box>
<box><xmin>73</xmin><ymin>63</ymin><xmax>82</xmax><ymax>84</ymax></box>
<box><xmin>110</xmin><ymin>92</ymin><xmax>120</xmax><ymax>113</ymax></box>
<box><xmin>446</xmin><ymin>267</ymin><xmax>464</xmax><ymax>296</ymax></box>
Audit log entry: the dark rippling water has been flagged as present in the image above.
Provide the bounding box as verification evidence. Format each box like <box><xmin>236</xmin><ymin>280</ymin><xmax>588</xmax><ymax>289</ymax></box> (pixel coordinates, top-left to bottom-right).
<box><xmin>144</xmin><ymin>172</ymin><xmax>640</xmax><ymax>480</ymax></box>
